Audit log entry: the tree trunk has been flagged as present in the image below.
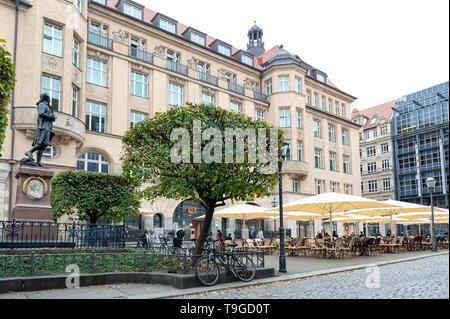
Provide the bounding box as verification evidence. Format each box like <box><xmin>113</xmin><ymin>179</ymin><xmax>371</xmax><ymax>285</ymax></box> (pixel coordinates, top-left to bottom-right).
<box><xmin>192</xmin><ymin>200</ymin><xmax>216</xmax><ymax>265</ymax></box>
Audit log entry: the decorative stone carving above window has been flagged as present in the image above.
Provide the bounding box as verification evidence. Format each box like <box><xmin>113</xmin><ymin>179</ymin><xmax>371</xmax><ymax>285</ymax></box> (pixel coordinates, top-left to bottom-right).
<box><xmin>112</xmin><ymin>29</ymin><xmax>128</xmax><ymax>45</ymax></box>
<box><xmin>169</xmin><ymin>75</ymin><xmax>186</xmax><ymax>86</ymax></box>
<box><xmin>59</xmin><ymin>136</ymin><xmax>72</xmax><ymax>145</ymax></box>
<box><xmin>243</xmin><ymin>78</ymin><xmax>259</xmax><ymax>91</ymax></box>
<box><xmin>202</xmin><ymin>86</ymin><xmax>216</xmax><ymax>95</ymax></box>
<box><xmin>230</xmin><ymin>95</ymin><xmax>243</xmax><ymax>104</ymax></box>
<box><xmin>87</xmin><ymin>49</ymin><xmax>110</xmax><ymax>62</ymax></box>
<box><xmin>187</xmin><ymin>57</ymin><xmax>198</xmax><ymax>69</ymax></box>
<box><xmin>153</xmin><ymin>45</ymin><xmax>166</xmax><ymax>58</ymax></box>
<box><xmin>130</xmin><ymin>63</ymin><xmax>151</xmax><ymax>75</ymax></box>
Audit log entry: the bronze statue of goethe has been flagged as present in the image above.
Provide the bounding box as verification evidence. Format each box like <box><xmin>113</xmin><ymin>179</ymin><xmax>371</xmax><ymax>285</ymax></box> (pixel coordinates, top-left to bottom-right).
<box><xmin>21</xmin><ymin>93</ymin><xmax>56</xmax><ymax>167</ymax></box>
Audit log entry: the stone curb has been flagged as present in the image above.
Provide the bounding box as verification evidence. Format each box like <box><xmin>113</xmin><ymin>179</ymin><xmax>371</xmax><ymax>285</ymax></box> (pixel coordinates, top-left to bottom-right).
<box><xmin>137</xmin><ymin>251</ymin><xmax>449</xmax><ymax>299</ymax></box>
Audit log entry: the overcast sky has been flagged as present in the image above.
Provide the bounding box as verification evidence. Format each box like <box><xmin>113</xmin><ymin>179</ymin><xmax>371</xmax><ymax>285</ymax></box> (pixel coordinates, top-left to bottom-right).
<box><xmin>136</xmin><ymin>0</ymin><xmax>449</xmax><ymax>110</ymax></box>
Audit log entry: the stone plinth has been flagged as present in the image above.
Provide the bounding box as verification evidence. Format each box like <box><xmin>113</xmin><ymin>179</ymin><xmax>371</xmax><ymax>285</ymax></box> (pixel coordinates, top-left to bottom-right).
<box><xmin>11</xmin><ymin>166</ymin><xmax>54</xmax><ymax>222</ymax></box>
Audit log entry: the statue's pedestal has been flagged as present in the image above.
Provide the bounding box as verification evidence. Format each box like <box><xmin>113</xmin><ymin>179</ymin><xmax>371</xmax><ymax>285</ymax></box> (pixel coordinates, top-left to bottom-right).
<box><xmin>11</xmin><ymin>166</ymin><xmax>54</xmax><ymax>222</ymax></box>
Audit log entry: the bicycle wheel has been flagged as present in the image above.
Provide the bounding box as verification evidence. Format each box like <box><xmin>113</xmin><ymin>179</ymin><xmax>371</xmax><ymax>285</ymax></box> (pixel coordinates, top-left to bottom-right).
<box><xmin>232</xmin><ymin>254</ymin><xmax>256</xmax><ymax>282</ymax></box>
<box><xmin>195</xmin><ymin>256</ymin><xmax>220</xmax><ymax>286</ymax></box>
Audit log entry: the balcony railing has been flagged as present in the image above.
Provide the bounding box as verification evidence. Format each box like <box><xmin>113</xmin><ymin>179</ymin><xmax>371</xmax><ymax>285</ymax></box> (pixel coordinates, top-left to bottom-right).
<box><xmin>87</xmin><ymin>32</ymin><xmax>113</xmax><ymax>50</ymax></box>
<box><xmin>228</xmin><ymin>82</ymin><xmax>245</xmax><ymax>95</ymax></box>
<box><xmin>198</xmin><ymin>72</ymin><xmax>218</xmax><ymax>86</ymax></box>
<box><xmin>253</xmin><ymin>91</ymin><xmax>268</xmax><ymax>103</ymax></box>
<box><xmin>128</xmin><ymin>46</ymin><xmax>153</xmax><ymax>64</ymax></box>
<box><xmin>166</xmin><ymin>60</ymin><xmax>188</xmax><ymax>76</ymax></box>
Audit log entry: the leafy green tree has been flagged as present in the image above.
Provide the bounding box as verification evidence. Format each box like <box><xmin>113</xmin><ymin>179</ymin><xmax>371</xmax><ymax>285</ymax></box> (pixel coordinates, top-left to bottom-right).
<box><xmin>51</xmin><ymin>170</ymin><xmax>140</xmax><ymax>224</ymax></box>
<box><xmin>121</xmin><ymin>103</ymin><xmax>283</xmax><ymax>256</ymax></box>
<box><xmin>0</xmin><ymin>39</ymin><xmax>16</xmax><ymax>156</ymax></box>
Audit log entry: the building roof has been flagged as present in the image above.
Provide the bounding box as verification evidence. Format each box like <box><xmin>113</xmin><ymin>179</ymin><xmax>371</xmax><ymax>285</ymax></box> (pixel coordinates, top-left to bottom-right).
<box><xmin>102</xmin><ymin>0</ymin><xmax>345</xmax><ymax>92</ymax></box>
<box><xmin>358</xmin><ymin>99</ymin><xmax>398</xmax><ymax>129</ymax></box>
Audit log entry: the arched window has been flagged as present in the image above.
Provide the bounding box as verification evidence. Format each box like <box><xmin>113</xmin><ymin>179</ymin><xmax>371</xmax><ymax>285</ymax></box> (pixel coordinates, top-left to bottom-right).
<box><xmin>153</xmin><ymin>213</ymin><xmax>163</xmax><ymax>228</ymax></box>
<box><xmin>77</xmin><ymin>151</ymin><xmax>109</xmax><ymax>173</ymax></box>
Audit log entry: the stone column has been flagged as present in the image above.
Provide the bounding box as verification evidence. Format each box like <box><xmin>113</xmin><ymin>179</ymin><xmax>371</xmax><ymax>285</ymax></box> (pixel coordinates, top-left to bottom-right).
<box><xmin>0</xmin><ymin>163</ymin><xmax>11</xmax><ymax>221</ymax></box>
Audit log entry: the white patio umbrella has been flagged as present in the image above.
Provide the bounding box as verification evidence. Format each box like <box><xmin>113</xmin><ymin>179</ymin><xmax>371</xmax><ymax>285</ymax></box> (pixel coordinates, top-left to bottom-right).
<box><xmin>344</xmin><ymin>200</ymin><xmax>448</xmax><ymax>235</ymax></box>
<box><xmin>195</xmin><ymin>204</ymin><xmax>278</xmax><ymax>239</ymax></box>
<box><xmin>268</xmin><ymin>193</ymin><xmax>398</xmax><ymax>238</ymax></box>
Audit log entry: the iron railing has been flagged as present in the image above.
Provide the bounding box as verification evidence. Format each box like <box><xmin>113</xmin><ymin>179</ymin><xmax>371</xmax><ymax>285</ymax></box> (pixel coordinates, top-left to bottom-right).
<box><xmin>166</xmin><ymin>60</ymin><xmax>188</xmax><ymax>76</ymax></box>
<box><xmin>128</xmin><ymin>46</ymin><xmax>153</xmax><ymax>64</ymax></box>
<box><xmin>228</xmin><ymin>82</ymin><xmax>245</xmax><ymax>95</ymax></box>
<box><xmin>253</xmin><ymin>91</ymin><xmax>268</xmax><ymax>103</ymax></box>
<box><xmin>0</xmin><ymin>250</ymin><xmax>264</xmax><ymax>278</ymax></box>
<box><xmin>87</xmin><ymin>32</ymin><xmax>113</xmax><ymax>50</ymax></box>
<box><xmin>198</xmin><ymin>72</ymin><xmax>219</xmax><ymax>86</ymax></box>
<box><xmin>0</xmin><ymin>220</ymin><xmax>126</xmax><ymax>249</ymax></box>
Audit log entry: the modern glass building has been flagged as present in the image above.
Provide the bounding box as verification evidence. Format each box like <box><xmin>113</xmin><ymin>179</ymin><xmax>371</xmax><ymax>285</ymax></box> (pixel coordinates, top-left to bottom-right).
<box><xmin>391</xmin><ymin>82</ymin><xmax>449</xmax><ymax>215</ymax></box>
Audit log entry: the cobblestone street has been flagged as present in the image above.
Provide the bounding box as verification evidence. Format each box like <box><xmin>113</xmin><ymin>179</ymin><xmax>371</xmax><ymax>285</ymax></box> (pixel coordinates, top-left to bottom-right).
<box><xmin>175</xmin><ymin>254</ymin><xmax>449</xmax><ymax>299</ymax></box>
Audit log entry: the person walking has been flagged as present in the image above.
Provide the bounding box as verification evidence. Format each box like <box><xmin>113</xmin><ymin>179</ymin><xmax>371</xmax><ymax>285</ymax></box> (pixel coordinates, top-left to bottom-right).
<box><xmin>149</xmin><ymin>229</ymin><xmax>157</xmax><ymax>248</ymax></box>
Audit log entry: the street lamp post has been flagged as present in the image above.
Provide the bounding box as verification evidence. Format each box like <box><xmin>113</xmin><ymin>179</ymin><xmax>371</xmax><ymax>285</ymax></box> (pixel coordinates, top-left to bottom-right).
<box><xmin>426</xmin><ymin>177</ymin><xmax>437</xmax><ymax>252</ymax></box>
<box><xmin>278</xmin><ymin>142</ymin><xmax>289</xmax><ymax>273</ymax></box>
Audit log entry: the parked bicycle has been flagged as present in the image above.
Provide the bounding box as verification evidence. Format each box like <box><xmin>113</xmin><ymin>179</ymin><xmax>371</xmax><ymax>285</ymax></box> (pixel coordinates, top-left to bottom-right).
<box><xmin>194</xmin><ymin>235</ymin><xmax>256</xmax><ymax>286</ymax></box>
<box><xmin>158</xmin><ymin>230</ymin><xmax>190</xmax><ymax>256</ymax></box>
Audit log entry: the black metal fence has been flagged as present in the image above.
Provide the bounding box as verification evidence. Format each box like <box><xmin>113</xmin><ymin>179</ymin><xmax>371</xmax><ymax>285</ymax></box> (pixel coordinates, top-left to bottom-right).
<box><xmin>0</xmin><ymin>250</ymin><xmax>264</xmax><ymax>278</ymax></box>
<box><xmin>0</xmin><ymin>220</ymin><xmax>126</xmax><ymax>249</ymax></box>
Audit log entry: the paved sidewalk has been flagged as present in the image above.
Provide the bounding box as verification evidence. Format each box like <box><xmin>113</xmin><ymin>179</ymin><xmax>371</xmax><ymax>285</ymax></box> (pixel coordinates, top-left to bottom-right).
<box><xmin>0</xmin><ymin>250</ymin><xmax>448</xmax><ymax>299</ymax></box>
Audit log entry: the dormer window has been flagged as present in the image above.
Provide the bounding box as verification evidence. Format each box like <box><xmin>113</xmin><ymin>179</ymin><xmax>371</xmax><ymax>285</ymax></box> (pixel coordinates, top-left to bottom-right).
<box><xmin>92</xmin><ymin>0</ymin><xmax>106</xmax><ymax>4</ymax></box>
<box><xmin>218</xmin><ymin>44</ymin><xmax>231</xmax><ymax>57</ymax></box>
<box><xmin>160</xmin><ymin>18</ymin><xmax>176</xmax><ymax>33</ymax></box>
<box><xmin>316</xmin><ymin>73</ymin><xmax>326</xmax><ymax>83</ymax></box>
<box><xmin>370</xmin><ymin>114</ymin><xmax>379</xmax><ymax>124</ymax></box>
<box><xmin>191</xmin><ymin>32</ymin><xmax>205</xmax><ymax>46</ymax></box>
<box><xmin>241</xmin><ymin>54</ymin><xmax>253</xmax><ymax>66</ymax></box>
<box><xmin>123</xmin><ymin>3</ymin><xmax>142</xmax><ymax>19</ymax></box>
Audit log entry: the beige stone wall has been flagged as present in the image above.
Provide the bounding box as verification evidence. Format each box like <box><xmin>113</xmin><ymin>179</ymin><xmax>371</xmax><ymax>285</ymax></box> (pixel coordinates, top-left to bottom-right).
<box><xmin>0</xmin><ymin>0</ymin><xmax>361</xmax><ymax>230</ymax></box>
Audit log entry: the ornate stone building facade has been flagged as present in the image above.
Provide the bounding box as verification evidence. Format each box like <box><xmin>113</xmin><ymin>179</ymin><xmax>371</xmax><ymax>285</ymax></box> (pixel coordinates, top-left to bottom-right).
<box><xmin>0</xmin><ymin>0</ymin><xmax>361</xmax><ymax>238</ymax></box>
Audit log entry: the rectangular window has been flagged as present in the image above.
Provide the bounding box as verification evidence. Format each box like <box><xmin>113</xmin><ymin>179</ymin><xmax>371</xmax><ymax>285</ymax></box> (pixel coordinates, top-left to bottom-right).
<box><xmin>74</xmin><ymin>0</ymin><xmax>82</xmax><ymax>12</ymax></box>
<box><xmin>314</xmin><ymin>148</ymin><xmax>322</xmax><ymax>168</ymax></box>
<box><xmin>43</xmin><ymin>23</ymin><xmax>62</xmax><ymax>57</ymax></box>
<box><xmin>342</xmin><ymin>128</ymin><xmax>349</xmax><ymax>145</ymax></box>
<box><xmin>255</xmin><ymin>109</ymin><xmax>265</xmax><ymax>121</ymax></box>
<box><xmin>160</xmin><ymin>18</ymin><xmax>176</xmax><ymax>33</ymax></box>
<box><xmin>306</xmin><ymin>91</ymin><xmax>311</xmax><ymax>105</ymax></box>
<box><xmin>328</xmin><ymin>124</ymin><xmax>336</xmax><ymax>142</ymax></box>
<box><xmin>343</xmin><ymin>155</ymin><xmax>350</xmax><ymax>173</ymax></box>
<box><xmin>380</xmin><ymin>125</ymin><xmax>388</xmax><ymax>135</ymax></box>
<box><xmin>296</xmin><ymin>110</ymin><xmax>302</xmax><ymax>129</ymax></box>
<box><xmin>321</xmin><ymin>96</ymin><xmax>326</xmax><ymax>110</ymax></box>
<box><xmin>295</xmin><ymin>77</ymin><xmax>302</xmax><ymax>93</ymax></box>
<box><xmin>87</xmin><ymin>58</ymin><xmax>107</xmax><ymax>87</ymax></box>
<box><xmin>361</xmin><ymin>182</ymin><xmax>364</xmax><ymax>194</ymax></box>
<box><xmin>92</xmin><ymin>0</ymin><xmax>106</xmax><ymax>4</ymax></box>
<box><xmin>71</xmin><ymin>86</ymin><xmax>78</xmax><ymax>117</ymax></box>
<box><xmin>313</xmin><ymin>119</ymin><xmax>321</xmax><ymax>138</ymax></box>
<box><xmin>202</xmin><ymin>93</ymin><xmax>214</xmax><ymax>105</ymax></box>
<box><xmin>241</xmin><ymin>55</ymin><xmax>253</xmax><ymax>66</ymax></box>
<box><xmin>328</xmin><ymin>99</ymin><xmax>332</xmax><ymax>112</ymax></box>
<box><xmin>293</xmin><ymin>178</ymin><xmax>299</xmax><ymax>193</ymax></box>
<box><xmin>265</xmin><ymin>80</ymin><xmax>272</xmax><ymax>95</ymax></box>
<box><xmin>284</xmin><ymin>140</ymin><xmax>291</xmax><ymax>161</ymax></box>
<box><xmin>130</xmin><ymin>71</ymin><xmax>148</xmax><ymax>98</ymax></box>
<box><xmin>218</xmin><ymin>44</ymin><xmax>231</xmax><ymax>56</ymax></box>
<box><xmin>367</xmin><ymin>146</ymin><xmax>376</xmax><ymax>157</ymax></box>
<box><xmin>124</xmin><ymin>3</ymin><xmax>142</xmax><ymax>19</ymax></box>
<box><xmin>316</xmin><ymin>179</ymin><xmax>325</xmax><ymax>194</ymax></box>
<box><xmin>297</xmin><ymin>141</ymin><xmax>303</xmax><ymax>162</ymax></box>
<box><xmin>278</xmin><ymin>76</ymin><xmax>289</xmax><ymax>92</ymax></box>
<box><xmin>368</xmin><ymin>180</ymin><xmax>377</xmax><ymax>193</ymax></box>
<box><xmin>329</xmin><ymin>151</ymin><xmax>336</xmax><ymax>171</ymax></box>
<box><xmin>41</xmin><ymin>75</ymin><xmax>60</xmax><ymax>111</ymax></box>
<box><xmin>382</xmin><ymin>178</ymin><xmax>391</xmax><ymax>191</ymax></box>
<box><xmin>86</xmin><ymin>101</ymin><xmax>106</xmax><ymax>133</ymax></box>
<box><xmin>367</xmin><ymin>162</ymin><xmax>376</xmax><ymax>174</ymax></box>
<box><xmin>382</xmin><ymin>159</ymin><xmax>390</xmax><ymax>171</ymax></box>
<box><xmin>335</xmin><ymin>101</ymin><xmax>339</xmax><ymax>115</ymax></box>
<box><xmin>280</xmin><ymin>109</ymin><xmax>290</xmax><ymax>128</ymax></box>
<box><xmin>169</xmin><ymin>83</ymin><xmax>183</xmax><ymax>106</ymax></box>
<box><xmin>230</xmin><ymin>101</ymin><xmax>241</xmax><ymax>113</ymax></box>
<box><xmin>313</xmin><ymin>93</ymin><xmax>319</xmax><ymax>107</ymax></box>
<box><xmin>344</xmin><ymin>184</ymin><xmax>352</xmax><ymax>195</ymax></box>
<box><xmin>381</xmin><ymin>143</ymin><xmax>389</xmax><ymax>154</ymax></box>
<box><xmin>130</xmin><ymin>111</ymin><xmax>147</xmax><ymax>128</ymax></box>
<box><xmin>191</xmin><ymin>32</ymin><xmax>205</xmax><ymax>46</ymax></box>
<box><xmin>341</xmin><ymin>104</ymin><xmax>346</xmax><ymax>117</ymax></box>
<box><xmin>330</xmin><ymin>181</ymin><xmax>339</xmax><ymax>193</ymax></box>
<box><xmin>73</xmin><ymin>37</ymin><xmax>79</xmax><ymax>67</ymax></box>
